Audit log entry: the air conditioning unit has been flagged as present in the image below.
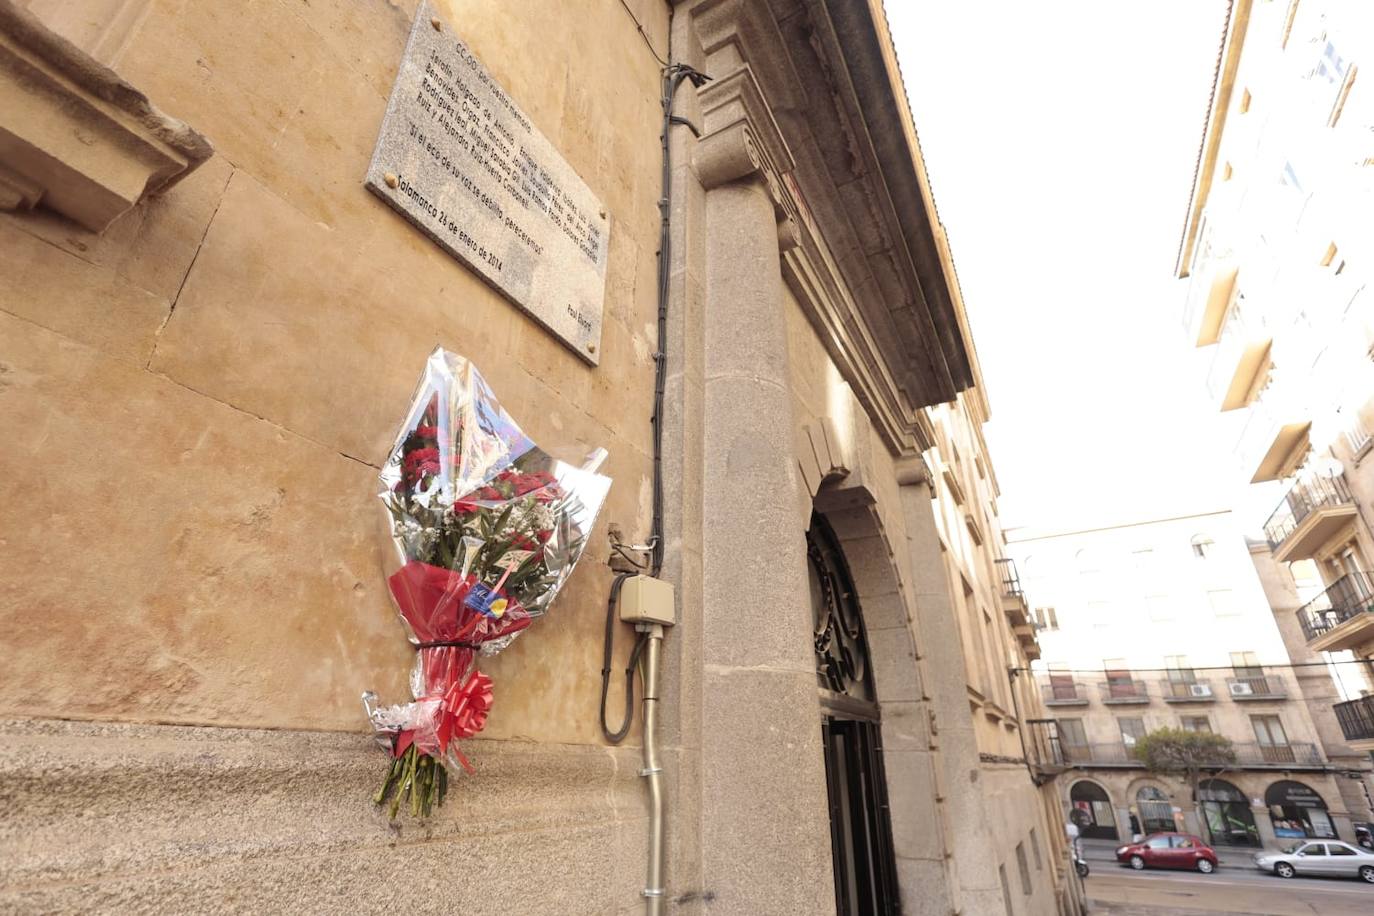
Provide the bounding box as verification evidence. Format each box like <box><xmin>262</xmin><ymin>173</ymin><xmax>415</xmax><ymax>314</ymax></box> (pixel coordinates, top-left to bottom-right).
<box><xmin>1229</xmin><ymin>681</ymin><xmax>1255</xmax><ymax>697</ymax></box>
<box><xmin>1189</xmin><ymin>683</ymin><xmax>1213</xmax><ymax>698</ymax></box>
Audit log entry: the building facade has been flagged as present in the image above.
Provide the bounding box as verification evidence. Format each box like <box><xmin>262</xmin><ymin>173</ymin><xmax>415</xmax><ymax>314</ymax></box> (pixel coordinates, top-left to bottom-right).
<box><xmin>1008</xmin><ymin>511</ymin><xmax>1365</xmax><ymax>849</ymax></box>
<box><xmin>0</xmin><ymin>1</ymin><xmax>1070</xmax><ymax>913</ymax></box>
<box><xmin>1175</xmin><ymin>0</ymin><xmax>1374</xmax><ymax>771</ymax></box>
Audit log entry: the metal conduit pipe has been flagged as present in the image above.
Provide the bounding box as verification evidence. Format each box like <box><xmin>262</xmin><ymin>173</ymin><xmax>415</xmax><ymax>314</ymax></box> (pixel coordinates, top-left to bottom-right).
<box><xmin>641</xmin><ymin>623</ymin><xmax>666</xmax><ymax>915</ymax></box>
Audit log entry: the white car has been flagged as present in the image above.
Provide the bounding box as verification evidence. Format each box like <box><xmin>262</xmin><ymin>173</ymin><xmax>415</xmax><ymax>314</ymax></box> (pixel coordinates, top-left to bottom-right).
<box><xmin>1253</xmin><ymin>839</ymin><xmax>1374</xmax><ymax>882</ymax></box>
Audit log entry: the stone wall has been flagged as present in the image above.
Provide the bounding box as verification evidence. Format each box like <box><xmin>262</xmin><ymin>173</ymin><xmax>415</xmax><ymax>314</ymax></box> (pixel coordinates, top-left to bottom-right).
<box><xmin>1</xmin><ymin>0</ymin><xmax>669</xmax><ymax>910</ymax></box>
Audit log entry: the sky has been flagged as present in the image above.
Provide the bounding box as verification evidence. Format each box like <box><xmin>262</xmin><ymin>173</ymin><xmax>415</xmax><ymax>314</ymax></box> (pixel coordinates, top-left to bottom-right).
<box><xmin>886</xmin><ymin>1</ymin><xmax>1253</xmax><ymax>532</ymax></box>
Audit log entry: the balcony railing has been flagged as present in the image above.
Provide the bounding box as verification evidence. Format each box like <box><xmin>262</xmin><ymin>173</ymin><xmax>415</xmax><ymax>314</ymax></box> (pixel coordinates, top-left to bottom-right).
<box><xmin>1051</xmin><ymin>741</ymin><xmax>1324</xmax><ymax>768</ymax></box>
<box><xmin>1296</xmin><ymin>571</ymin><xmax>1374</xmax><ymax>642</ymax></box>
<box><xmin>1099</xmin><ymin>680</ymin><xmax>1149</xmax><ymax>704</ymax></box>
<box><xmin>1225</xmin><ymin>674</ymin><xmax>1288</xmax><ymax>700</ymax></box>
<box><xmin>1239</xmin><ymin>742</ymin><xmax>1323</xmax><ymax>766</ymax></box>
<box><xmin>994</xmin><ymin>557</ymin><xmax>1023</xmax><ymax>599</ymax></box>
<box><xmin>1058</xmin><ymin>743</ymin><xmax>1139</xmax><ymax>766</ymax></box>
<box><xmin>1334</xmin><ymin>695</ymin><xmax>1374</xmax><ymax>743</ymax></box>
<box><xmin>1041</xmin><ymin>683</ymin><xmax>1089</xmax><ymax>706</ymax></box>
<box><xmin>1160</xmin><ymin>679</ymin><xmax>1216</xmax><ymax>702</ymax></box>
<box><xmin>1263</xmin><ymin>473</ymin><xmax>1355</xmax><ymax>549</ymax></box>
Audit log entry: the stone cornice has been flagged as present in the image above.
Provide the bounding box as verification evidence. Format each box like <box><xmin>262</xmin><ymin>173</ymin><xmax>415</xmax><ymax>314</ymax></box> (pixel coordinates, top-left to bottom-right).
<box><xmin>0</xmin><ymin>0</ymin><xmax>212</xmax><ymax>231</ymax></box>
<box><xmin>682</xmin><ymin>0</ymin><xmax>972</xmax><ymax>456</ymax></box>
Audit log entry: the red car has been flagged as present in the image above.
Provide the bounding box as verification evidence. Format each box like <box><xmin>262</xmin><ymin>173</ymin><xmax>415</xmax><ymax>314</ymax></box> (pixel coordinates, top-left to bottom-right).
<box><xmin>1116</xmin><ymin>833</ymin><xmax>1218</xmax><ymax>873</ymax></box>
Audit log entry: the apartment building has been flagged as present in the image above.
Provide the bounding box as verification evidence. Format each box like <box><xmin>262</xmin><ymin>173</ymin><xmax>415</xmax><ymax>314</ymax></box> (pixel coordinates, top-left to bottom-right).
<box><xmin>920</xmin><ymin>389</ymin><xmax>1075</xmax><ymax>915</ymax></box>
<box><xmin>1008</xmin><ymin>511</ymin><xmax>1364</xmax><ymax>849</ymax></box>
<box><xmin>1175</xmin><ymin>0</ymin><xmax>1374</xmax><ymax>774</ymax></box>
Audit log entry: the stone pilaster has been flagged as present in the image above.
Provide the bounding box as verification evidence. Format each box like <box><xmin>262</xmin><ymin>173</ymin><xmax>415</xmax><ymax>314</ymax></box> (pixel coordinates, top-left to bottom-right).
<box><xmin>681</xmin><ymin>65</ymin><xmax>833</xmax><ymax>915</ymax></box>
<box><xmin>897</xmin><ymin>470</ymin><xmax>1006</xmax><ymax>915</ymax></box>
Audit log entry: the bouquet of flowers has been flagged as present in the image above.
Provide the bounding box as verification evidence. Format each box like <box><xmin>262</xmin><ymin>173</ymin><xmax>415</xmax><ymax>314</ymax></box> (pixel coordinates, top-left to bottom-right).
<box><xmin>364</xmin><ymin>348</ymin><xmax>611</xmax><ymax>818</ymax></box>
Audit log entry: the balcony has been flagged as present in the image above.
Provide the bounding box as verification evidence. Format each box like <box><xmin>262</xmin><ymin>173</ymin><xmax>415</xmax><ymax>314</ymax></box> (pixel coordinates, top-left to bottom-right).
<box><xmin>1183</xmin><ymin>261</ymin><xmax>1239</xmax><ymax>347</ymax></box>
<box><xmin>995</xmin><ymin>558</ymin><xmax>1029</xmax><ymax>623</ymax></box>
<box><xmin>1160</xmin><ymin>680</ymin><xmax>1217</xmax><ymax>703</ymax></box>
<box><xmin>1235</xmin><ymin>382</ymin><xmax>1309</xmax><ymax>484</ymax></box>
<box><xmin>1263</xmin><ymin>473</ymin><xmax>1358</xmax><ymax>562</ymax></box>
<box><xmin>1051</xmin><ymin>741</ymin><xmax>1324</xmax><ymax>769</ymax></box>
<box><xmin>1333</xmin><ymin>695</ymin><xmax>1374</xmax><ymax>749</ymax></box>
<box><xmin>1224</xmin><ymin>674</ymin><xmax>1288</xmax><ymax>701</ymax></box>
<box><xmin>1297</xmin><ymin>571</ymin><xmax>1374</xmax><ymax>652</ymax></box>
<box><xmin>1041</xmin><ymin>683</ymin><xmax>1089</xmax><ymax>706</ymax></box>
<box><xmin>1204</xmin><ymin>305</ymin><xmax>1272</xmax><ymax>412</ymax></box>
<box><xmin>1099</xmin><ymin>680</ymin><xmax>1150</xmax><ymax>705</ymax></box>
<box><xmin>1233</xmin><ymin>742</ymin><xmax>1324</xmax><ymax>768</ymax></box>
<box><xmin>1059</xmin><ymin>743</ymin><xmax>1142</xmax><ymax>767</ymax></box>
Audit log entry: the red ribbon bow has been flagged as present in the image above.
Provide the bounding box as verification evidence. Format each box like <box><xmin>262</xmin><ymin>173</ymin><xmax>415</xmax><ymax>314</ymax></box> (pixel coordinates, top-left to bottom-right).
<box><xmin>443</xmin><ymin>670</ymin><xmax>493</xmax><ymax>741</ymax></box>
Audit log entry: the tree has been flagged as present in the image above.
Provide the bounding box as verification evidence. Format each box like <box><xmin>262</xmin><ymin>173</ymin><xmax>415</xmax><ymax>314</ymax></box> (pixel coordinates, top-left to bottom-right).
<box><xmin>1132</xmin><ymin>728</ymin><xmax>1237</xmax><ymax>844</ymax></box>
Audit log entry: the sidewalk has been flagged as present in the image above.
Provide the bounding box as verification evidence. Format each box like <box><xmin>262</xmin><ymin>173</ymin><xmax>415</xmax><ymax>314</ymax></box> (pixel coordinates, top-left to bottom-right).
<box><xmin>1080</xmin><ymin>838</ymin><xmax>1251</xmax><ymax>872</ymax></box>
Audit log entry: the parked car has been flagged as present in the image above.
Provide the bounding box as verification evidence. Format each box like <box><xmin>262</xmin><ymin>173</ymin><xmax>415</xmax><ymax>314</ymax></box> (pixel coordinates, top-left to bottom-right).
<box><xmin>1254</xmin><ymin>839</ymin><xmax>1374</xmax><ymax>882</ymax></box>
<box><xmin>1116</xmin><ymin>833</ymin><xmax>1218</xmax><ymax>873</ymax></box>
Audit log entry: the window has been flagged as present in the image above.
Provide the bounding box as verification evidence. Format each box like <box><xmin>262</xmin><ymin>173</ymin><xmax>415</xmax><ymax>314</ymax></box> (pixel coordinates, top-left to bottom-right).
<box><xmin>1146</xmin><ymin>594</ymin><xmax>1173</xmax><ymax>622</ymax></box>
<box><xmin>999</xmin><ymin>865</ymin><xmax>1012</xmax><ymax>916</ymax></box>
<box><xmin>1172</xmin><ymin>836</ymin><xmax>1197</xmax><ymax>849</ymax></box>
<box><xmin>1030</xmin><ymin>828</ymin><xmax>1043</xmax><ymax>870</ymax></box>
<box><xmin>1035</xmin><ymin>607</ymin><xmax>1059</xmax><ymax>631</ymax></box>
<box><xmin>1015</xmin><ymin>842</ymin><xmax>1032</xmax><ymax>895</ymax></box>
<box><xmin>1165</xmin><ymin>656</ymin><xmax>1195</xmax><ymax>683</ymax></box>
<box><xmin>1252</xmin><ymin>715</ymin><xmax>1289</xmax><ymax>746</ymax></box>
<box><xmin>1146</xmin><ymin>836</ymin><xmax>1171</xmax><ymax>849</ymax></box>
<box><xmin>1105</xmin><ymin>662</ymin><xmax>1134</xmax><ymax>695</ymax></box>
<box><xmin>1058</xmin><ymin>718</ymin><xmax>1088</xmax><ymax>747</ymax></box>
<box><xmin>1330</xmin><ymin>844</ymin><xmax>1358</xmax><ymax>856</ymax></box>
<box><xmin>1119</xmin><ymin>717</ymin><xmax>1146</xmax><ymax>747</ymax></box>
<box><xmin>1231</xmin><ymin>651</ymin><xmax>1262</xmax><ymax>679</ymax></box>
<box><xmin>1208</xmin><ymin>589</ymin><xmax>1238</xmax><ymax>616</ymax></box>
<box><xmin>1298</xmin><ymin>844</ymin><xmax>1327</xmax><ymax>857</ymax></box>
<box><xmin>1281</xmin><ymin>160</ymin><xmax>1304</xmax><ymax>193</ymax></box>
<box><xmin>1181</xmin><ymin>716</ymin><xmax>1212</xmax><ymax>733</ymax></box>
<box><xmin>1190</xmin><ymin>534</ymin><xmax>1214</xmax><ymax>558</ymax></box>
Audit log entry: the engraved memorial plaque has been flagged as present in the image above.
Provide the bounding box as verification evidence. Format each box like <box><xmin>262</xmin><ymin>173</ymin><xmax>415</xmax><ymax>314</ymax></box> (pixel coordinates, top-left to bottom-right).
<box><xmin>366</xmin><ymin>1</ymin><xmax>608</xmax><ymax>363</ymax></box>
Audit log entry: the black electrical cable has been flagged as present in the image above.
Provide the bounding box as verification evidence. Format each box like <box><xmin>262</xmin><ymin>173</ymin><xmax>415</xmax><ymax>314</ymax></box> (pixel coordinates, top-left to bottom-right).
<box><xmin>598</xmin><ymin>61</ymin><xmax>709</xmax><ymax>740</ymax></box>
<box><xmin>649</xmin><ymin>62</ymin><xmax>709</xmax><ymax>578</ymax></box>
<box><xmin>601</xmin><ymin>572</ymin><xmax>649</xmax><ymax>743</ymax></box>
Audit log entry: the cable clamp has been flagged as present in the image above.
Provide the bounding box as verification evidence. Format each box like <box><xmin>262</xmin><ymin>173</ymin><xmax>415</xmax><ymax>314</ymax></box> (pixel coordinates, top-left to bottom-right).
<box><xmin>642</xmin><ymin>888</ymin><xmax>665</xmax><ymax>898</ymax></box>
<box><xmin>639</xmin><ymin>766</ymin><xmax>662</xmax><ymax>777</ymax></box>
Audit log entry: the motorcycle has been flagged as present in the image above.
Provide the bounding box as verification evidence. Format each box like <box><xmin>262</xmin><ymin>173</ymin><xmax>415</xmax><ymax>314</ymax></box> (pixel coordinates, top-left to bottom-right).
<box><xmin>1073</xmin><ymin>839</ymin><xmax>1089</xmax><ymax>878</ymax></box>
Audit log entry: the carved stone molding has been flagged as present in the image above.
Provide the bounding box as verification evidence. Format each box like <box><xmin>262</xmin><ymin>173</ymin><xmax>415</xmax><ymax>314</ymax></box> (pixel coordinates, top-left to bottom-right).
<box><xmin>0</xmin><ymin>0</ymin><xmax>212</xmax><ymax>232</ymax></box>
<box><xmin>695</xmin><ymin>64</ymin><xmax>799</xmax><ymax>249</ymax></box>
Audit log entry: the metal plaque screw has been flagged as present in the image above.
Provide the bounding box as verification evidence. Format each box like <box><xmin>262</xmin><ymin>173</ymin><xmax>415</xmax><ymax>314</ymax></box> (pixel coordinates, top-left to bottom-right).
<box><xmin>431</xmin><ymin>17</ymin><xmax>441</xmax><ymax>31</ymax></box>
<box><xmin>384</xmin><ymin>173</ymin><xmax>399</xmax><ymax>189</ymax></box>
<box><xmin>587</xmin><ymin>343</ymin><xmax>597</xmax><ymax>353</ymax></box>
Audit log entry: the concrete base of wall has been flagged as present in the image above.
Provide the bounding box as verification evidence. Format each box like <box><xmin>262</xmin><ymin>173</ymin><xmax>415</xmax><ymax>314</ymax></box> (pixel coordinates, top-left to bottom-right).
<box><xmin>0</xmin><ymin>718</ymin><xmax>648</xmax><ymax>914</ymax></box>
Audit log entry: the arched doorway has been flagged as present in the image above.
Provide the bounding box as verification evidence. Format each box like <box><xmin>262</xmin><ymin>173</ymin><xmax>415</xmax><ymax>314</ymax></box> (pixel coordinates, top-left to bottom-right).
<box><xmin>809</xmin><ymin>514</ymin><xmax>899</xmax><ymax>915</ymax></box>
<box><xmin>1266</xmin><ymin>780</ymin><xmax>1336</xmax><ymax>839</ymax></box>
<box><xmin>1069</xmin><ymin>780</ymin><xmax>1118</xmax><ymax>840</ymax></box>
<box><xmin>1199</xmin><ymin>779</ymin><xmax>1259</xmax><ymax>847</ymax></box>
<box><xmin>1136</xmin><ymin>786</ymin><xmax>1174</xmax><ymax>835</ymax></box>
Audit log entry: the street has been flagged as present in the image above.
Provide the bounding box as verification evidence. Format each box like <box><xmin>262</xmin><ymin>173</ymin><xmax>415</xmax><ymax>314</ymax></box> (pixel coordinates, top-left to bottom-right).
<box><xmin>1085</xmin><ymin>864</ymin><xmax>1374</xmax><ymax>915</ymax></box>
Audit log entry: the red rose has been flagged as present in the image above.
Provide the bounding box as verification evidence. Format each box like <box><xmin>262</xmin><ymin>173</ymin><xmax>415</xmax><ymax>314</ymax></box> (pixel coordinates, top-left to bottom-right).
<box><xmin>403</xmin><ymin>447</ymin><xmax>440</xmax><ymax>484</ymax></box>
